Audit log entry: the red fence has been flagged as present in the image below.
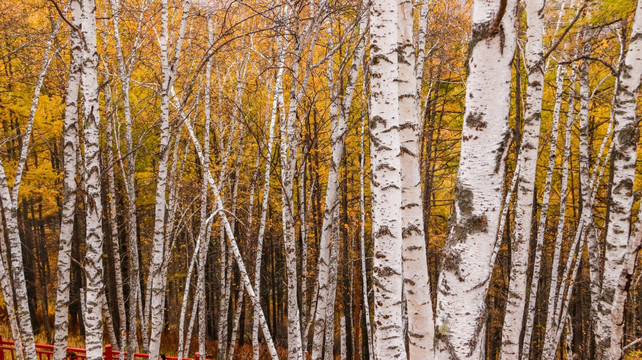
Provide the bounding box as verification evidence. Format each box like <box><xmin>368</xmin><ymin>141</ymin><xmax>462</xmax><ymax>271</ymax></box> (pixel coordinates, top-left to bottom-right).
<box><xmin>0</xmin><ymin>335</ymin><xmax>205</xmax><ymax>360</ymax></box>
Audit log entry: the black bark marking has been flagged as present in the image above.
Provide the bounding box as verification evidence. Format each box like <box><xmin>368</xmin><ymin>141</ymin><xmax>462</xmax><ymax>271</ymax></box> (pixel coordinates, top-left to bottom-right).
<box><xmin>465</xmin><ymin>112</ymin><xmax>487</xmax><ymax>131</ymax></box>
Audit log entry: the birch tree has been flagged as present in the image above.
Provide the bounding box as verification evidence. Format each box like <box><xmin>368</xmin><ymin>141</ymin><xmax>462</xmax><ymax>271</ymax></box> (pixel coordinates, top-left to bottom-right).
<box><xmin>0</xmin><ymin>4</ymin><xmax>64</xmax><ymax>358</ymax></box>
<box><xmin>359</xmin><ymin>98</ymin><xmax>374</xmax><ymax>360</ymax></box>
<box><xmin>252</xmin><ymin>36</ymin><xmax>285</xmax><ymax>360</ymax></box>
<box><xmin>398</xmin><ymin>0</ymin><xmax>434</xmax><ymax>356</ymax></box>
<box><xmin>196</xmin><ymin>13</ymin><xmax>214</xmax><ymax>360</ymax></box>
<box><xmin>500</xmin><ymin>0</ymin><xmax>545</xmax><ymax>356</ymax></box>
<box><xmin>107</xmin><ymin>0</ymin><xmax>149</xmax><ymax>354</ymax></box>
<box><xmin>148</xmin><ymin>2</ymin><xmax>192</xmax><ymax>359</ymax></box>
<box><xmin>0</xmin><ymin>232</ymin><xmax>23</xmax><ymax>360</ymax></box>
<box><xmin>368</xmin><ymin>0</ymin><xmax>406</xmax><ymax>358</ymax></box>
<box><xmin>52</xmin><ymin>2</ymin><xmax>82</xmax><ymax>359</ymax></box>
<box><xmin>78</xmin><ymin>0</ymin><xmax>106</xmax><ymax>358</ymax></box>
<box><xmin>520</xmin><ymin>65</ymin><xmax>567</xmax><ymax>360</ymax></box>
<box><xmin>597</xmin><ymin>1</ymin><xmax>642</xmax><ymax>358</ymax></box>
<box><xmin>279</xmin><ymin>3</ymin><xmax>327</xmax><ymax>358</ymax></box>
<box><xmin>173</xmin><ymin>87</ymin><xmax>280</xmax><ymax>360</ymax></box>
<box><xmin>435</xmin><ymin>0</ymin><xmax>518</xmax><ymax>358</ymax></box>
<box><xmin>311</xmin><ymin>9</ymin><xmax>366</xmax><ymax>359</ymax></box>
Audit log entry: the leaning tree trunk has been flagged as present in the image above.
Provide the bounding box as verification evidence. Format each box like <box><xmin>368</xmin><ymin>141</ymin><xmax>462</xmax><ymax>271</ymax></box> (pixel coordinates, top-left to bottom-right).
<box><xmin>500</xmin><ymin>0</ymin><xmax>545</xmax><ymax>357</ymax></box>
<box><xmin>52</xmin><ymin>2</ymin><xmax>81</xmax><ymax>358</ymax></box>
<box><xmin>197</xmin><ymin>13</ymin><xmax>214</xmax><ymax>360</ymax></box>
<box><xmin>0</xmin><ymin>4</ymin><xmax>62</xmax><ymax>358</ymax></box>
<box><xmin>597</xmin><ymin>1</ymin><xmax>642</xmax><ymax>358</ymax></box>
<box><xmin>434</xmin><ymin>0</ymin><xmax>518</xmax><ymax>358</ymax></box>
<box><xmin>79</xmin><ymin>0</ymin><xmax>106</xmax><ymax>358</ymax></box>
<box><xmin>368</xmin><ymin>0</ymin><xmax>406</xmax><ymax>358</ymax></box>
<box><xmin>172</xmin><ymin>87</ymin><xmax>280</xmax><ymax>360</ymax></box>
<box><xmin>398</xmin><ymin>0</ymin><xmax>434</xmax><ymax>357</ymax></box>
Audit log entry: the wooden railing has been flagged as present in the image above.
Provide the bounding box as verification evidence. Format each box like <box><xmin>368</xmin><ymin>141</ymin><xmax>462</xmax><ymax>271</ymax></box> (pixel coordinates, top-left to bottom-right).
<box><xmin>0</xmin><ymin>335</ymin><xmax>206</xmax><ymax>360</ymax></box>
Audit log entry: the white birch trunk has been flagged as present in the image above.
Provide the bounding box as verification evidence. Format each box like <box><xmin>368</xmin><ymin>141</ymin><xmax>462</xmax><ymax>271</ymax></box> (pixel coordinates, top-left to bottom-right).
<box><xmin>0</xmin><ymin>226</ymin><xmax>23</xmax><ymax>360</ymax></box>
<box><xmin>541</xmin><ymin>75</ymin><xmax>578</xmax><ymax>359</ymax></box>
<box><xmin>108</xmin><ymin>0</ymin><xmax>146</xmax><ymax>352</ymax></box>
<box><xmin>398</xmin><ymin>0</ymin><xmax>434</xmax><ymax>357</ymax></box>
<box><xmin>279</xmin><ymin>97</ymin><xmax>305</xmax><ymax>360</ymax></box>
<box><xmin>279</xmin><ymin>7</ymin><xmax>324</xmax><ymax>356</ymax></box>
<box><xmin>311</xmin><ymin>12</ymin><xmax>366</xmax><ymax>360</ymax></box>
<box><xmin>368</xmin><ymin>0</ymin><xmax>406</xmax><ymax>358</ymax></box>
<box><xmin>197</xmin><ymin>13</ymin><xmax>214</xmax><ymax>360</ymax></box>
<box><xmin>596</xmin><ymin>1</ymin><xmax>642</xmax><ymax>358</ymax></box>
<box><xmin>148</xmin><ymin>2</ymin><xmax>192</xmax><ymax>359</ymax></box>
<box><xmin>360</xmin><ymin>77</ymin><xmax>374</xmax><ymax>360</ymax></box>
<box><xmin>53</xmin><ymin>3</ymin><xmax>81</xmax><ymax>358</ymax></box>
<box><xmin>434</xmin><ymin>0</ymin><xmax>517</xmax><ymax>358</ymax></box>
<box><xmin>252</xmin><ymin>38</ymin><xmax>286</xmax><ymax>360</ymax></box>
<box><xmin>322</xmin><ymin>221</ymin><xmax>339</xmax><ymax>360</ymax></box>
<box><xmin>177</xmin><ymin>218</ymin><xmax>211</xmax><ymax>360</ymax></box>
<box><xmin>79</xmin><ymin>0</ymin><xmax>105</xmax><ymax>358</ymax></box>
<box><xmin>218</xmin><ymin>229</ymin><xmax>230</xmax><ymax>360</ymax></box>
<box><xmin>104</xmin><ymin>78</ymin><xmax>126</xmax><ymax>352</ymax></box>
<box><xmin>313</xmin><ymin>19</ymin><xmax>341</xmax><ymax>360</ymax></box>
<box><xmin>565</xmin><ymin>315</ymin><xmax>573</xmax><ymax>360</ymax></box>
<box><xmin>520</xmin><ymin>65</ymin><xmax>567</xmax><ymax>360</ymax></box>
<box><xmin>227</xmin><ymin>286</ymin><xmax>245</xmax><ymax>360</ymax></box>
<box><xmin>102</xmin><ymin>287</ymin><xmax>118</xmax><ymax>349</ymax></box>
<box><xmin>500</xmin><ymin>0</ymin><xmax>544</xmax><ymax>356</ymax></box>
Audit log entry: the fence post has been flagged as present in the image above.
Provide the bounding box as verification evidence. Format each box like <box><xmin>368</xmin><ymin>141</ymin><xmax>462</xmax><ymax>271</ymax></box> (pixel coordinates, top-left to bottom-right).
<box><xmin>194</xmin><ymin>352</ymin><xmax>199</xmax><ymax>360</ymax></box>
<box><xmin>0</xmin><ymin>333</ymin><xmax>5</xmax><ymax>360</ymax></box>
<box><xmin>105</xmin><ymin>345</ymin><xmax>113</xmax><ymax>360</ymax></box>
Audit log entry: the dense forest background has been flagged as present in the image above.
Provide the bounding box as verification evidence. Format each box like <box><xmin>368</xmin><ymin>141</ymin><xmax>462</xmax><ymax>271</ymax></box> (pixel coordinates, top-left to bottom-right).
<box><xmin>1</xmin><ymin>0</ymin><xmax>642</xmax><ymax>359</ymax></box>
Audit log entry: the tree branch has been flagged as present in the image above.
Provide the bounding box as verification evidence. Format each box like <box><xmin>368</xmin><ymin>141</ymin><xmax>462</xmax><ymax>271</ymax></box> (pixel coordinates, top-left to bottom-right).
<box><xmin>543</xmin><ymin>1</ymin><xmax>589</xmax><ymax>61</ymax></box>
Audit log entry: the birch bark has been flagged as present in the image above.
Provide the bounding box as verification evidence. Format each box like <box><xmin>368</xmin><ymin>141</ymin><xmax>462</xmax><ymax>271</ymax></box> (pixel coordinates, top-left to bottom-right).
<box><xmin>368</xmin><ymin>0</ymin><xmax>406</xmax><ymax>358</ymax></box>
<box><xmin>0</xmin><ymin>223</ymin><xmax>23</xmax><ymax>360</ymax></box>
<box><xmin>398</xmin><ymin>0</ymin><xmax>434</xmax><ymax>356</ymax></box>
<box><xmin>148</xmin><ymin>2</ymin><xmax>192</xmax><ymax>359</ymax></box>
<box><xmin>311</xmin><ymin>11</ymin><xmax>366</xmax><ymax>359</ymax></box>
<box><xmin>53</xmin><ymin>3</ymin><xmax>81</xmax><ymax>358</ymax></box>
<box><xmin>500</xmin><ymin>0</ymin><xmax>545</xmax><ymax>357</ymax></box>
<box><xmin>252</xmin><ymin>37</ymin><xmax>285</xmax><ymax>360</ymax></box>
<box><xmin>104</xmin><ymin>78</ymin><xmax>126</xmax><ymax>352</ymax></box>
<box><xmin>197</xmin><ymin>13</ymin><xmax>213</xmax><ymax>360</ymax></box>
<box><xmin>597</xmin><ymin>1</ymin><xmax>642</xmax><ymax>357</ymax></box>
<box><xmin>359</xmin><ymin>101</ymin><xmax>374</xmax><ymax>360</ymax></box>
<box><xmin>541</xmin><ymin>75</ymin><xmax>578</xmax><ymax>359</ymax></box>
<box><xmin>434</xmin><ymin>0</ymin><xmax>517</xmax><ymax>358</ymax></box>
<box><xmin>78</xmin><ymin>0</ymin><xmax>106</xmax><ymax>358</ymax></box>
<box><xmin>279</xmin><ymin>4</ymin><xmax>326</xmax><ymax>358</ymax></box>
<box><xmin>520</xmin><ymin>65</ymin><xmax>567</xmax><ymax>360</ymax></box>
<box><xmin>107</xmin><ymin>0</ymin><xmax>146</xmax><ymax>353</ymax></box>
